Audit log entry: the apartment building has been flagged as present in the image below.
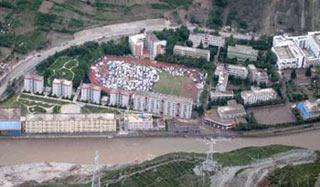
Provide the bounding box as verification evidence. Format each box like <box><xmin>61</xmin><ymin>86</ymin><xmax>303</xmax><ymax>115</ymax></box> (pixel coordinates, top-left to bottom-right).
<box><xmin>129</xmin><ymin>33</ymin><xmax>166</xmax><ymax>59</ymax></box>
<box><xmin>52</xmin><ymin>79</ymin><xmax>73</xmax><ymax>99</ymax></box>
<box><xmin>109</xmin><ymin>89</ymin><xmax>130</xmax><ymax>108</ymax></box>
<box><xmin>241</xmin><ymin>87</ymin><xmax>278</xmax><ymax>105</ymax></box>
<box><xmin>272</xmin><ymin>32</ymin><xmax>320</xmax><ymax>70</ymax></box>
<box><xmin>24</xmin><ymin>113</ymin><xmax>117</xmax><ymax>134</ymax></box>
<box><xmin>23</xmin><ymin>74</ymin><xmax>44</xmax><ymax>94</ymax></box>
<box><xmin>173</xmin><ymin>45</ymin><xmax>210</xmax><ymax>61</ymax></box>
<box><xmin>248</xmin><ymin>64</ymin><xmax>269</xmax><ymax>85</ymax></box>
<box><xmin>133</xmin><ymin>91</ymin><xmax>193</xmax><ymax>119</ymax></box>
<box><xmin>80</xmin><ymin>83</ymin><xmax>101</xmax><ymax>104</ymax></box>
<box><xmin>188</xmin><ymin>33</ymin><xmax>225</xmax><ymax>48</ymax></box>
<box><xmin>227</xmin><ymin>44</ymin><xmax>259</xmax><ymax>62</ymax></box>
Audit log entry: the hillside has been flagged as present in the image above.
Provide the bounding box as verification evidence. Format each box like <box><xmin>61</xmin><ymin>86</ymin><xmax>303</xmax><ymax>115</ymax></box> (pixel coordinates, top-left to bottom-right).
<box><xmin>28</xmin><ymin>145</ymin><xmax>320</xmax><ymax>187</ymax></box>
<box><xmin>184</xmin><ymin>0</ymin><xmax>320</xmax><ymax>34</ymax></box>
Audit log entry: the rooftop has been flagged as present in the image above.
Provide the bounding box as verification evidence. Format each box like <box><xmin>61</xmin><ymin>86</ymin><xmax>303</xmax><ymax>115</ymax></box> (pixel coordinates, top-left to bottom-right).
<box><xmin>26</xmin><ymin>113</ymin><xmax>115</xmax><ymax>122</ymax></box>
<box><xmin>228</xmin><ymin>44</ymin><xmax>258</xmax><ymax>56</ymax></box>
<box><xmin>174</xmin><ymin>45</ymin><xmax>210</xmax><ymax>55</ymax></box>
<box><xmin>273</xmin><ymin>46</ymin><xmax>294</xmax><ymax>59</ymax></box>
<box><xmin>0</xmin><ymin>108</ymin><xmax>21</xmax><ymax>121</ymax></box>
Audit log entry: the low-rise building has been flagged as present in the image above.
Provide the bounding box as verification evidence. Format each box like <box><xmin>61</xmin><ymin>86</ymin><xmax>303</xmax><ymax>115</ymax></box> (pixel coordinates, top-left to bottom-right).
<box><xmin>80</xmin><ymin>83</ymin><xmax>101</xmax><ymax>104</ymax></box>
<box><xmin>188</xmin><ymin>33</ymin><xmax>225</xmax><ymax>48</ymax></box>
<box><xmin>173</xmin><ymin>45</ymin><xmax>210</xmax><ymax>61</ymax></box>
<box><xmin>225</xmin><ymin>64</ymin><xmax>249</xmax><ymax>79</ymax></box>
<box><xmin>124</xmin><ymin>113</ymin><xmax>154</xmax><ymax>131</ymax></box>
<box><xmin>241</xmin><ymin>87</ymin><xmax>278</xmax><ymax>105</ymax></box>
<box><xmin>24</xmin><ymin>74</ymin><xmax>44</xmax><ymax>94</ymax></box>
<box><xmin>216</xmin><ymin>71</ymin><xmax>229</xmax><ymax>92</ymax></box>
<box><xmin>272</xmin><ymin>32</ymin><xmax>320</xmax><ymax>70</ymax></box>
<box><xmin>52</xmin><ymin>79</ymin><xmax>73</xmax><ymax>99</ymax></box>
<box><xmin>296</xmin><ymin>99</ymin><xmax>320</xmax><ymax>120</ymax></box>
<box><xmin>210</xmin><ymin>91</ymin><xmax>234</xmax><ymax>101</ymax></box>
<box><xmin>217</xmin><ymin>100</ymin><xmax>246</xmax><ymax>119</ymax></box>
<box><xmin>248</xmin><ymin>64</ymin><xmax>269</xmax><ymax>85</ymax></box>
<box><xmin>0</xmin><ymin>108</ymin><xmax>22</xmax><ymax>136</ymax></box>
<box><xmin>109</xmin><ymin>89</ymin><xmax>130</xmax><ymax>108</ymax></box>
<box><xmin>227</xmin><ymin>44</ymin><xmax>259</xmax><ymax>62</ymax></box>
<box><xmin>24</xmin><ymin>113</ymin><xmax>117</xmax><ymax>134</ymax></box>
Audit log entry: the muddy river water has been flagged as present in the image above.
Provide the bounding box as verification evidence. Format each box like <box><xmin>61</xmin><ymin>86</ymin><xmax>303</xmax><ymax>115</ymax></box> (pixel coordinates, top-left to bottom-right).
<box><xmin>0</xmin><ymin>130</ymin><xmax>320</xmax><ymax>165</ymax></box>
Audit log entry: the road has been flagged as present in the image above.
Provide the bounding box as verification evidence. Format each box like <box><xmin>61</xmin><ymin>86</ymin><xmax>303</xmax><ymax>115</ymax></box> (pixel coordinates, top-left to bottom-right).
<box><xmin>0</xmin><ymin>19</ymin><xmax>172</xmax><ymax>97</ymax></box>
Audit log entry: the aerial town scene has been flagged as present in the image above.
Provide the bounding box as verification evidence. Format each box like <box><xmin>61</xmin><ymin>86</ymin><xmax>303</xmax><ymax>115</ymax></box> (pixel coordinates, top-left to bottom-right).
<box><xmin>0</xmin><ymin>0</ymin><xmax>320</xmax><ymax>186</ymax></box>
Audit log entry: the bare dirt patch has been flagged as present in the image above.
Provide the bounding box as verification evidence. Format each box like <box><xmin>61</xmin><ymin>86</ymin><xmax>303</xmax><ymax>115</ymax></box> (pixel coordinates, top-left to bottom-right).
<box><xmin>248</xmin><ymin>104</ymin><xmax>296</xmax><ymax>125</ymax></box>
<box><xmin>39</xmin><ymin>1</ymin><xmax>54</xmax><ymax>13</ymax></box>
<box><xmin>46</xmin><ymin>31</ymin><xmax>74</xmax><ymax>47</ymax></box>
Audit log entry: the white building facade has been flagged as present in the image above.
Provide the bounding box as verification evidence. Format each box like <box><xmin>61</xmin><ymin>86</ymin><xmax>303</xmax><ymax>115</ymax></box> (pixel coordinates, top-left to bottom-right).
<box><xmin>272</xmin><ymin>31</ymin><xmax>320</xmax><ymax>70</ymax></box>
<box><xmin>133</xmin><ymin>91</ymin><xmax>193</xmax><ymax>119</ymax></box>
<box><xmin>109</xmin><ymin>89</ymin><xmax>130</xmax><ymax>108</ymax></box>
<box><xmin>173</xmin><ymin>45</ymin><xmax>210</xmax><ymax>61</ymax></box>
<box><xmin>241</xmin><ymin>88</ymin><xmax>278</xmax><ymax>105</ymax></box>
<box><xmin>52</xmin><ymin>79</ymin><xmax>73</xmax><ymax>99</ymax></box>
<box><xmin>23</xmin><ymin>74</ymin><xmax>44</xmax><ymax>94</ymax></box>
<box><xmin>80</xmin><ymin>84</ymin><xmax>101</xmax><ymax>104</ymax></box>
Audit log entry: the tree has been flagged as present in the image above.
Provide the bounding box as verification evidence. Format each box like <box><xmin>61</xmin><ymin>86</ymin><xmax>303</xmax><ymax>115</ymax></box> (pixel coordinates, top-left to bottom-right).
<box><xmin>186</xmin><ymin>40</ymin><xmax>193</xmax><ymax>47</ymax></box>
<box><xmin>198</xmin><ymin>40</ymin><xmax>204</xmax><ymax>49</ymax></box>
<box><xmin>291</xmin><ymin>69</ymin><xmax>297</xmax><ymax>79</ymax></box>
<box><xmin>305</xmin><ymin>66</ymin><xmax>312</xmax><ymax>77</ymax></box>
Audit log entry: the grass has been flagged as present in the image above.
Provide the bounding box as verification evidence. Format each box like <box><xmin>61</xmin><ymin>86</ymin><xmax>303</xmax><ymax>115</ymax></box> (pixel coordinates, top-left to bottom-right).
<box><xmin>20</xmin><ymin>94</ymin><xmax>70</xmax><ymax>105</ymax></box>
<box><xmin>47</xmin><ymin>56</ymin><xmax>79</xmax><ymax>85</ymax></box>
<box><xmin>268</xmin><ymin>161</ymin><xmax>320</xmax><ymax>186</ymax></box>
<box><xmin>81</xmin><ymin>105</ymin><xmax>120</xmax><ymax>114</ymax></box>
<box><xmin>153</xmin><ymin>71</ymin><xmax>192</xmax><ymax>97</ymax></box>
<box><xmin>213</xmin><ymin>145</ymin><xmax>296</xmax><ymax>167</ymax></box>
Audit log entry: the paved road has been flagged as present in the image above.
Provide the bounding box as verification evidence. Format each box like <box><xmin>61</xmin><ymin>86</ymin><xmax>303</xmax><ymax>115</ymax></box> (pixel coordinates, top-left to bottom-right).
<box><xmin>0</xmin><ymin>19</ymin><xmax>172</xmax><ymax>97</ymax></box>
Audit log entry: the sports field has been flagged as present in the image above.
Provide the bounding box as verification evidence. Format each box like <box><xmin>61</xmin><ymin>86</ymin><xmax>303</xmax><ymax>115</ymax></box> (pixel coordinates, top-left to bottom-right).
<box><xmin>153</xmin><ymin>71</ymin><xmax>194</xmax><ymax>97</ymax></box>
<box><xmin>47</xmin><ymin>56</ymin><xmax>79</xmax><ymax>85</ymax></box>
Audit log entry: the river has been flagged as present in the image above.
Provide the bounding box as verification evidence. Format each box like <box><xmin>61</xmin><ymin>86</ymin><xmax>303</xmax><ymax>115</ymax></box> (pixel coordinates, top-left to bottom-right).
<box><xmin>0</xmin><ymin>130</ymin><xmax>320</xmax><ymax>166</ymax></box>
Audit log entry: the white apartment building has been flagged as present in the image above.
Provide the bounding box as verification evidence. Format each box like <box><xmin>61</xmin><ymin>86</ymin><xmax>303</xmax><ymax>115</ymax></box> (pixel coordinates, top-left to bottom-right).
<box><xmin>109</xmin><ymin>89</ymin><xmax>130</xmax><ymax>108</ymax></box>
<box><xmin>227</xmin><ymin>44</ymin><xmax>259</xmax><ymax>61</ymax></box>
<box><xmin>80</xmin><ymin>83</ymin><xmax>101</xmax><ymax>104</ymax></box>
<box><xmin>146</xmin><ymin>33</ymin><xmax>167</xmax><ymax>59</ymax></box>
<box><xmin>129</xmin><ymin>33</ymin><xmax>145</xmax><ymax>57</ymax></box>
<box><xmin>23</xmin><ymin>74</ymin><xmax>44</xmax><ymax>94</ymax></box>
<box><xmin>216</xmin><ymin>71</ymin><xmax>229</xmax><ymax>92</ymax></box>
<box><xmin>173</xmin><ymin>45</ymin><xmax>211</xmax><ymax>61</ymax></box>
<box><xmin>129</xmin><ymin>33</ymin><xmax>166</xmax><ymax>59</ymax></box>
<box><xmin>241</xmin><ymin>87</ymin><xmax>277</xmax><ymax>105</ymax></box>
<box><xmin>52</xmin><ymin>79</ymin><xmax>73</xmax><ymax>99</ymax></box>
<box><xmin>133</xmin><ymin>91</ymin><xmax>193</xmax><ymax>119</ymax></box>
<box><xmin>125</xmin><ymin>113</ymin><xmax>154</xmax><ymax>131</ymax></box>
<box><xmin>188</xmin><ymin>33</ymin><xmax>225</xmax><ymax>48</ymax></box>
<box><xmin>248</xmin><ymin>64</ymin><xmax>269</xmax><ymax>85</ymax></box>
<box><xmin>272</xmin><ymin>32</ymin><xmax>320</xmax><ymax>70</ymax></box>
<box><xmin>24</xmin><ymin>113</ymin><xmax>117</xmax><ymax>134</ymax></box>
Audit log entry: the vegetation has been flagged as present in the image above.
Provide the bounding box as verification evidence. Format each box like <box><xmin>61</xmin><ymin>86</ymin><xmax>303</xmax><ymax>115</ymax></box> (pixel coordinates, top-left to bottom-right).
<box><xmin>207</xmin><ymin>0</ymin><xmax>228</xmax><ymax>29</ymax></box>
<box><xmin>268</xmin><ymin>160</ymin><xmax>320</xmax><ymax>187</ymax></box>
<box><xmin>285</xmin><ymin>81</ymin><xmax>308</xmax><ymax>102</ymax></box>
<box><xmin>81</xmin><ymin>105</ymin><xmax>120</xmax><ymax>114</ymax></box>
<box><xmin>37</xmin><ymin>38</ymin><xmax>130</xmax><ymax>88</ymax></box>
<box><xmin>214</xmin><ymin>145</ymin><xmax>295</xmax><ymax>167</ymax></box>
<box><xmin>154</xmin><ymin>26</ymin><xmax>190</xmax><ymax>55</ymax></box>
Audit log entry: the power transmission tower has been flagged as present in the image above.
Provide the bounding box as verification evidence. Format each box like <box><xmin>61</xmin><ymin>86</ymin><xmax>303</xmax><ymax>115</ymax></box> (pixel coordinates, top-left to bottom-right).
<box><xmin>92</xmin><ymin>151</ymin><xmax>101</xmax><ymax>187</ymax></box>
